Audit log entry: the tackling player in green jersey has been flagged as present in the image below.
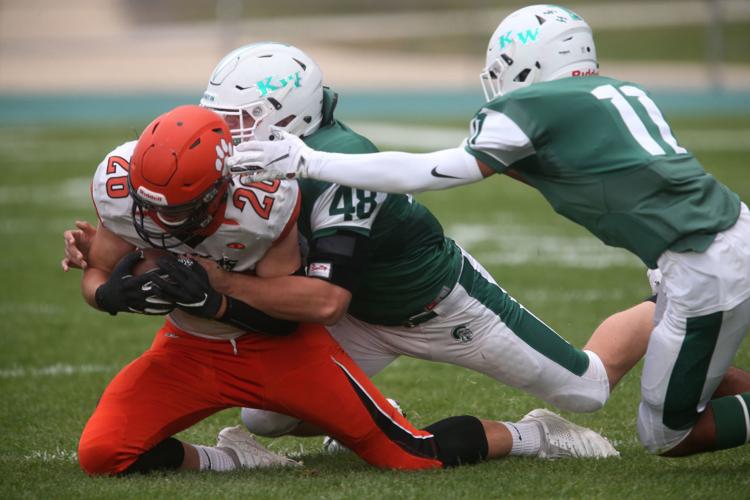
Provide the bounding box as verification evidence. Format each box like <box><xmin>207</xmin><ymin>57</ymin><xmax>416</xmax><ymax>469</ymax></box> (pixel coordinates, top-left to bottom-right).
<box><xmin>64</xmin><ymin>42</ymin><xmax>654</xmax><ymax>461</ymax></box>
<box><xmin>234</xmin><ymin>6</ymin><xmax>750</xmax><ymax>458</ymax></box>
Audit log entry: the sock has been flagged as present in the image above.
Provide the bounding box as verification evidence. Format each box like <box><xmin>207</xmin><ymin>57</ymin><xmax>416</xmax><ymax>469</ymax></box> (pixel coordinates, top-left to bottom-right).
<box><xmin>193</xmin><ymin>445</ymin><xmax>239</xmax><ymax>471</ymax></box>
<box><xmin>502</xmin><ymin>421</ymin><xmax>542</xmax><ymax>456</ymax></box>
<box><xmin>711</xmin><ymin>393</ymin><xmax>750</xmax><ymax>450</ymax></box>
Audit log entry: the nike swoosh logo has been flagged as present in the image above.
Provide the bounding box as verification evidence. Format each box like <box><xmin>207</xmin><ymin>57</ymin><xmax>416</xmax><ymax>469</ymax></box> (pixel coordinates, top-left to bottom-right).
<box><xmin>430</xmin><ymin>166</ymin><xmax>461</xmax><ymax>179</ymax></box>
<box><xmin>179</xmin><ymin>293</ymin><xmax>208</xmax><ymax>308</ymax></box>
<box><xmin>267</xmin><ymin>153</ymin><xmax>290</xmax><ymax>167</ymax></box>
<box><xmin>507</xmin><ymin>423</ymin><xmax>523</xmax><ymax>441</ymax></box>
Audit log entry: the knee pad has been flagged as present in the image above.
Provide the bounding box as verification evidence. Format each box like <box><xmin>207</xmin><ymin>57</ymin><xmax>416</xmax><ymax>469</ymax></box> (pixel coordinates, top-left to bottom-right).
<box><xmin>77</xmin><ymin>439</ymin><xmax>116</xmax><ymax>476</ymax></box>
<box><xmin>547</xmin><ymin>394</ymin><xmax>606</xmax><ymax>414</ymax></box>
<box><xmin>78</xmin><ymin>430</ymin><xmax>131</xmax><ymax>476</ymax></box>
<box><xmin>547</xmin><ymin>351</ymin><xmax>609</xmax><ymax>413</ymax></box>
<box><xmin>240</xmin><ymin>408</ymin><xmax>301</xmax><ymax>437</ymax></box>
<box><xmin>122</xmin><ymin>437</ymin><xmax>184</xmax><ymax>475</ymax></box>
<box><xmin>637</xmin><ymin>401</ymin><xmax>691</xmax><ymax>454</ymax></box>
<box><xmin>424</xmin><ymin>415</ymin><xmax>488</xmax><ymax>467</ymax></box>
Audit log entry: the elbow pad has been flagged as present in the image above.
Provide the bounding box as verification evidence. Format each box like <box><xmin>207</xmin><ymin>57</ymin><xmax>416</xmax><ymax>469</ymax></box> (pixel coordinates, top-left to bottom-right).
<box><xmin>307</xmin><ymin>231</ymin><xmax>370</xmax><ymax>292</ymax></box>
<box><xmin>219</xmin><ymin>296</ymin><xmax>298</xmax><ymax>336</ymax></box>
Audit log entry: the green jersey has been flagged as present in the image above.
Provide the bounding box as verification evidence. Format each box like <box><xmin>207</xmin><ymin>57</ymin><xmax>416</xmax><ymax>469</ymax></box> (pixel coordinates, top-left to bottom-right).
<box><xmin>464</xmin><ymin>76</ymin><xmax>740</xmax><ymax>268</ymax></box>
<box><xmin>300</xmin><ymin>89</ymin><xmax>462</xmax><ymax>325</ymax></box>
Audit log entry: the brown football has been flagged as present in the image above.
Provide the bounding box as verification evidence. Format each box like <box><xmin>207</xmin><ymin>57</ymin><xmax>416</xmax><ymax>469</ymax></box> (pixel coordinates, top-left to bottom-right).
<box><xmin>132</xmin><ymin>248</ymin><xmax>172</xmax><ymax>276</ymax></box>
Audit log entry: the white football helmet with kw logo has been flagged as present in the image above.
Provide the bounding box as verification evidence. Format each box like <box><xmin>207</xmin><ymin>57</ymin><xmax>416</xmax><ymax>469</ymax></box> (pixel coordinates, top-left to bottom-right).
<box><xmin>200</xmin><ymin>42</ymin><xmax>324</xmax><ymax>144</ymax></box>
<box><xmin>480</xmin><ymin>4</ymin><xmax>598</xmax><ymax>100</ymax></box>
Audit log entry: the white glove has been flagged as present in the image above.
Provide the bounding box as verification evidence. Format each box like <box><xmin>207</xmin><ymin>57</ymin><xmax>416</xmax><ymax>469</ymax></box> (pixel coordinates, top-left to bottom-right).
<box><xmin>226</xmin><ymin>130</ymin><xmax>313</xmax><ymax>182</ymax></box>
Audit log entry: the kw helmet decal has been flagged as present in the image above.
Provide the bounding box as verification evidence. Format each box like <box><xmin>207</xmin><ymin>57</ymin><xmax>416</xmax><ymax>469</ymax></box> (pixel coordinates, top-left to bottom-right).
<box><xmin>256</xmin><ymin>71</ymin><xmax>303</xmax><ymax>97</ymax></box>
<box><xmin>499</xmin><ymin>28</ymin><xmax>541</xmax><ymax>49</ymax></box>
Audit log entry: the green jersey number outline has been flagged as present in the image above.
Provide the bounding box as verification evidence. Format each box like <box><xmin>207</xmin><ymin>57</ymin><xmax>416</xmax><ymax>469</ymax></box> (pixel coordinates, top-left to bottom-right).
<box><xmin>329</xmin><ymin>186</ymin><xmax>379</xmax><ymax>221</ymax></box>
<box><xmin>592</xmin><ymin>84</ymin><xmax>687</xmax><ymax>156</ymax></box>
<box><xmin>469</xmin><ymin>112</ymin><xmax>487</xmax><ymax>146</ymax></box>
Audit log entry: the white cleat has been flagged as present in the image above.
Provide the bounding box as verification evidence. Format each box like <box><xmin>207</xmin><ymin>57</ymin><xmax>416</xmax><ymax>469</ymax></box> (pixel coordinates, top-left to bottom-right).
<box><xmin>217</xmin><ymin>426</ymin><xmax>301</xmax><ymax>468</ymax></box>
<box><xmin>322</xmin><ymin>398</ymin><xmax>405</xmax><ymax>454</ymax></box>
<box><xmin>521</xmin><ymin>409</ymin><xmax>620</xmax><ymax>459</ymax></box>
<box><xmin>322</xmin><ymin>435</ymin><xmax>349</xmax><ymax>454</ymax></box>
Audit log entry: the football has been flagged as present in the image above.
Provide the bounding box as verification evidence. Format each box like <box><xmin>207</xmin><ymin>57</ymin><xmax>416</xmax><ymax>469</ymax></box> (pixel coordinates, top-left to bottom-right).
<box><xmin>132</xmin><ymin>248</ymin><xmax>172</xmax><ymax>276</ymax></box>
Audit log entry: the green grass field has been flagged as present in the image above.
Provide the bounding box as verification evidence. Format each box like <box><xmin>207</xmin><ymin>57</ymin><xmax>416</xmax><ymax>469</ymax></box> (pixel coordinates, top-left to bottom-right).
<box><xmin>1</xmin><ymin>115</ymin><xmax>749</xmax><ymax>498</ymax></box>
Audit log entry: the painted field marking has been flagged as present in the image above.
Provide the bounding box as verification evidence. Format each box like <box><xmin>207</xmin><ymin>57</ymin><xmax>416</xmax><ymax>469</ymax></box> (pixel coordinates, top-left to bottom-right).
<box><xmin>0</xmin><ymin>177</ymin><xmax>90</xmax><ymax>208</ymax></box>
<box><xmin>447</xmin><ymin>221</ymin><xmax>642</xmax><ymax>269</ymax></box>
<box><xmin>0</xmin><ymin>363</ymin><xmax>115</xmax><ymax>379</ymax></box>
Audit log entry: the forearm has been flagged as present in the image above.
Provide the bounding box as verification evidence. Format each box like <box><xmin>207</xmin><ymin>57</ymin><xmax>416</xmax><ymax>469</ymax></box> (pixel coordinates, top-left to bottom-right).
<box><xmin>217</xmin><ymin>273</ymin><xmax>348</xmax><ymax>324</ymax></box>
<box><xmin>81</xmin><ymin>268</ymin><xmax>108</xmax><ymax>310</ymax></box>
<box><xmin>305</xmin><ymin>147</ymin><xmax>483</xmax><ymax>193</ymax></box>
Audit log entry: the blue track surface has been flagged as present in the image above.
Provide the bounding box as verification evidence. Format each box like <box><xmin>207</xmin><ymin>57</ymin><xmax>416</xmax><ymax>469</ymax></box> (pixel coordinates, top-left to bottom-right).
<box><xmin>1</xmin><ymin>88</ymin><xmax>748</xmax><ymax>125</ymax></box>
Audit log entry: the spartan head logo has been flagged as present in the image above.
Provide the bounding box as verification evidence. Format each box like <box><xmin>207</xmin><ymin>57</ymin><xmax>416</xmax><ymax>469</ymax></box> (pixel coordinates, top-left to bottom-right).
<box><xmin>451</xmin><ymin>325</ymin><xmax>474</xmax><ymax>343</ymax></box>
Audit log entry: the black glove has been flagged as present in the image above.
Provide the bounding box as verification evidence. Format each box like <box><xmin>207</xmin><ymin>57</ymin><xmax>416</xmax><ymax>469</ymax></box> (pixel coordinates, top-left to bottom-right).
<box><xmin>150</xmin><ymin>255</ymin><xmax>224</xmax><ymax>319</ymax></box>
<box><xmin>94</xmin><ymin>251</ymin><xmax>175</xmax><ymax>315</ymax></box>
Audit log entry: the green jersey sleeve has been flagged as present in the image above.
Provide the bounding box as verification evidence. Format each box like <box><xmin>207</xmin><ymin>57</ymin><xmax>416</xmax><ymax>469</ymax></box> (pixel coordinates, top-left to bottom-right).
<box><xmin>308</xmin><ymin>184</ymin><xmax>387</xmax><ymax>238</ymax></box>
<box><xmin>300</xmin><ymin>117</ymin><xmax>389</xmax><ymax>238</ymax></box>
<box><xmin>464</xmin><ymin>106</ymin><xmax>535</xmax><ymax>173</ymax></box>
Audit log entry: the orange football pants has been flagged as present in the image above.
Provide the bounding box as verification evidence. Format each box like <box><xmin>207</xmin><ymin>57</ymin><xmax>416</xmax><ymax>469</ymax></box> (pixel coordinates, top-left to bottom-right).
<box><xmin>77</xmin><ymin>321</ymin><xmax>442</xmax><ymax>474</ymax></box>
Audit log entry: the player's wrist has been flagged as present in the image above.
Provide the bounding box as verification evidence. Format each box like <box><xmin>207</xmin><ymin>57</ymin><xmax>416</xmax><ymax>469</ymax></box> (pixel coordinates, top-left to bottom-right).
<box><xmin>301</xmin><ymin>149</ymin><xmax>323</xmax><ymax>178</ymax></box>
<box><xmin>210</xmin><ymin>270</ymin><xmax>234</xmax><ymax>295</ymax></box>
<box><xmin>94</xmin><ymin>283</ymin><xmax>117</xmax><ymax>315</ymax></box>
<box><xmin>214</xmin><ymin>294</ymin><xmax>228</xmax><ymax>318</ymax></box>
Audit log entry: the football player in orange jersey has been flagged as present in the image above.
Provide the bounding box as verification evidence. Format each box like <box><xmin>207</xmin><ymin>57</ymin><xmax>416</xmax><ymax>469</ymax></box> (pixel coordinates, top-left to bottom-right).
<box><xmin>74</xmin><ymin>103</ymin><xmax>620</xmax><ymax>477</ymax></box>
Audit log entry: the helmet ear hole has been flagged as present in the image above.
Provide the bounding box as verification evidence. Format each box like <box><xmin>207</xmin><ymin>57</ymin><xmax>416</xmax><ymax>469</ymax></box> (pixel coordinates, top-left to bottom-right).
<box><xmin>274</xmin><ymin>114</ymin><xmax>296</xmax><ymax>128</ymax></box>
<box><xmin>514</xmin><ymin>68</ymin><xmax>532</xmax><ymax>83</ymax></box>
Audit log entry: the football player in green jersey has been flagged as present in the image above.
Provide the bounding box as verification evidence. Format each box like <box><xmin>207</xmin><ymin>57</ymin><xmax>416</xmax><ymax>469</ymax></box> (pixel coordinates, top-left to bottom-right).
<box><xmin>234</xmin><ymin>6</ymin><xmax>750</xmax><ymax>458</ymax></box>
<box><xmin>64</xmin><ymin>42</ymin><xmax>656</xmax><ymax>461</ymax></box>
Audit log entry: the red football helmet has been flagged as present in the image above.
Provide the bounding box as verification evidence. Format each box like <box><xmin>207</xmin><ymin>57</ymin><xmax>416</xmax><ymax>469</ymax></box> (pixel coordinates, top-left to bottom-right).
<box><xmin>128</xmin><ymin>105</ymin><xmax>233</xmax><ymax>248</ymax></box>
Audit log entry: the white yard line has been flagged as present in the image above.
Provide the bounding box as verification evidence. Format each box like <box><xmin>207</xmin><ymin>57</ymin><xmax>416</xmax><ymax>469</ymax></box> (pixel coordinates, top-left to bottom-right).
<box><xmin>0</xmin><ymin>218</ymin><xmax>82</xmax><ymax>235</ymax></box>
<box><xmin>0</xmin><ymin>363</ymin><xmax>115</xmax><ymax>379</ymax></box>
<box><xmin>518</xmin><ymin>288</ymin><xmax>629</xmax><ymax>303</ymax></box>
<box><xmin>0</xmin><ymin>177</ymin><xmax>90</xmax><ymax>208</ymax></box>
<box><xmin>447</xmin><ymin>221</ymin><xmax>642</xmax><ymax>269</ymax></box>
<box><xmin>0</xmin><ymin>303</ymin><xmax>64</xmax><ymax>315</ymax></box>
<box><xmin>20</xmin><ymin>448</ymin><xmax>78</xmax><ymax>463</ymax></box>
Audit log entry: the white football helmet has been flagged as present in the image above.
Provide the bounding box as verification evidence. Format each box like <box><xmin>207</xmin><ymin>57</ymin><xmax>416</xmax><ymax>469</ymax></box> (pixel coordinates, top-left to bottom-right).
<box><xmin>200</xmin><ymin>42</ymin><xmax>324</xmax><ymax>144</ymax></box>
<box><xmin>480</xmin><ymin>5</ymin><xmax>598</xmax><ymax>100</ymax></box>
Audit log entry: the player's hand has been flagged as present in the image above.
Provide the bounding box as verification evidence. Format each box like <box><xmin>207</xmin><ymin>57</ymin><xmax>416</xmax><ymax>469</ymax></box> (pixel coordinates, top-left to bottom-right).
<box><xmin>94</xmin><ymin>250</ymin><xmax>176</xmax><ymax>315</ymax></box>
<box><xmin>62</xmin><ymin>220</ymin><xmax>97</xmax><ymax>271</ymax></box>
<box><xmin>226</xmin><ymin>129</ymin><xmax>313</xmax><ymax>181</ymax></box>
<box><xmin>189</xmin><ymin>254</ymin><xmax>231</xmax><ymax>294</ymax></box>
<box><xmin>150</xmin><ymin>255</ymin><xmax>225</xmax><ymax>319</ymax></box>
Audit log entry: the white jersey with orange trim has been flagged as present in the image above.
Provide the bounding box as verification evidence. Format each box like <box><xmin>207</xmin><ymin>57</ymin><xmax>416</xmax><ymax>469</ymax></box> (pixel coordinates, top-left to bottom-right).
<box><xmin>91</xmin><ymin>140</ymin><xmax>300</xmax><ymax>338</ymax></box>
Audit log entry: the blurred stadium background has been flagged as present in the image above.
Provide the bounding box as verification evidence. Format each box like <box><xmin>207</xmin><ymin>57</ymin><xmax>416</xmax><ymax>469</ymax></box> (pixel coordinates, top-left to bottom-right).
<box><xmin>2</xmin><ymin>0</ymin><xmax>749</xmax><ymax>127</ymax></box>
<box><xmin>1</xmin><ymin>1</ymin><xmax>749</xmax><ymax>498</ymax></box>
